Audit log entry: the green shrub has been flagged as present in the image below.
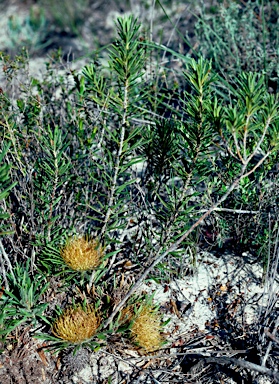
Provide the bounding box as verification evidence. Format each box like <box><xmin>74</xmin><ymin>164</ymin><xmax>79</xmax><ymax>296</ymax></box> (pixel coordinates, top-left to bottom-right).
<box><xmin>6</xmin><ymin>5</ymin><xmax>49</xmax><ymax>55</ymax></box>
<box><xmin>38</xmin><ymin>0</ymin><xmax>89</xmax><ymax>35</ymax></box>
<box><xmin>0</xmin><ymin>13</ymin><xmax>278</xmax><ymax>355</ymax></box>
<box><xmin>195</xmin><ymin>0</ymin><xmax>279</xmax><ymax>87</ymax></box>
<box><xmin>192</xmin><ymin>0</ymin><xmax>279</xmax><ymax>257</ymax></box>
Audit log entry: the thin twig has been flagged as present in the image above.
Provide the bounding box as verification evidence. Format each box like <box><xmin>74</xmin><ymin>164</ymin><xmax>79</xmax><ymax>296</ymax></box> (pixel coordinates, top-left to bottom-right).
<box><xmin>0</xmin><ymin>238</ymin><xmax>15</xmax><ymax>287</ymax></box>
<box><xmin>122</xmin><ymin>350</ymin><xmax>249</xmax><ymax>361</ymax></box>
<box><xmin>264</xmin><ymin>327</ymin><xmax>279</xmax><ymax>345</ymax></box>
<box><xmin>0</xmin><ymin>246</ymin><xmax>9</xmax><ymax>290</ymax></box>
<box><xmin>184</xmin><ymin>353</ymin><xmax>279</xmax><ymax>381</ymax></box>
<box><xmin>198</xmin><ymin>207</ymin><xmax>259</xmax><ymax>214</ymax></box>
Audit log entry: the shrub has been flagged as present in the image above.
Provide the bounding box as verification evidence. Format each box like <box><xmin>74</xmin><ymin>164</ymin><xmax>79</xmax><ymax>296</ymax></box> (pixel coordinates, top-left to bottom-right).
<box><xmin>38</xmin><ymin>0</ymin><xmax>89</xmax><ymax>36</ymax></box>
<box><xmin>6</xmin><ymin>6</ymin><xmax>49</xmax><ymax>55</ymax></box>
<box><xmin>0</xmin><ymin>14</ymin><xmax>278</xmax><ymax>373</ymax></box>
<box><xmin>194</xmin><ymin>0</ymin><xmax>279</xmax><ymax>88</ymax></box>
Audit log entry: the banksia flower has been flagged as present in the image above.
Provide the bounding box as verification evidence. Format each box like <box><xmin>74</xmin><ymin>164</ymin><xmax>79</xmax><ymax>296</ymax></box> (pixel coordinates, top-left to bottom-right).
<box><xmin>60</xmin><ymin>236</ymin><xmax>104</xmax><ymax>271</ymax></box>
<box><xmin>130</xmin><ymin>303</ymin><xmax>164</xmax><ymax>352</ymax></box>
<box><xmin>52</xmin><ymin>304</ymin><xmax>101</xmax><ymax>344</ymax></box>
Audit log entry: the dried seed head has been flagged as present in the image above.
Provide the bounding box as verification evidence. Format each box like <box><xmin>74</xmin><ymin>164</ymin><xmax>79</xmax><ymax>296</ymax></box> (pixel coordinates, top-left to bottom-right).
<box><xmin>61</xmin><ymin>236</ymin><xmax>104</xmax><ymax>271</ymax></box>
<box><xmin>61</xmin><ymin>348</ymin><xmax>90</xmax><ymax>375</ymax></box>
<box><xmin>119</xmin><ymin>305</ymin><xmax>134</xmax><ymax>325</ymax></box>
<box><xmin>52</xmin><ymin>305</ymin><xmax>101</xmax><ymax>344</ymax></box>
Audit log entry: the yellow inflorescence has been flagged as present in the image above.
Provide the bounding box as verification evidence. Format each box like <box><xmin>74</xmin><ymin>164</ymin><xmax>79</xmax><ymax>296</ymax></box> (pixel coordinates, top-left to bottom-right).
<box><xmin>52</xmin><ymin>305</ymin><xmax>101</xmax><ymax>343</ymax></box>
<box><xmin>131</xmin><ymin>304</ymin><xmax>164</xmax><ymax>352</ymax></box>
<box><xmin>60</xmin><ymin>236</ymin><xmax>104</xmax><ymax>271</ymax></box>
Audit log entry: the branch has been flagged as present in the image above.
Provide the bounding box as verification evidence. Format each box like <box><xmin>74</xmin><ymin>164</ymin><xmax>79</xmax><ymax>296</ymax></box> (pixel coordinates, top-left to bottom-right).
<box><xmin>199</xmin><ymin>208</ymin><xmax>259</xmax><ymax>214</ymax></box>
<box><xmin>184</xmin><ymin>353</ymin><xmax>279</xmax><ymax>381</ymax></box>
<box><xmin>0</xmin><ymin>238</ymin><xmax>15</xmax><ymax>288</ymax></box>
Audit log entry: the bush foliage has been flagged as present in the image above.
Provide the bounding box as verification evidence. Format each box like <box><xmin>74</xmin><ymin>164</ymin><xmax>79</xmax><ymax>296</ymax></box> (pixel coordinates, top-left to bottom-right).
<box><xmin>0</xmin><ymin>2</ymin><xmax>279</xmax><ymax>381</ymax></box>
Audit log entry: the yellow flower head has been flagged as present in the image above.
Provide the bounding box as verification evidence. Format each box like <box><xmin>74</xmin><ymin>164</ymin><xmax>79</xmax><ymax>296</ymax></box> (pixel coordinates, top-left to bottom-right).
<box><xmin>60</xmin><ymin>236</ymin><xmax>104</xmax><ymax>271</ymax></box>
<box><xmin>52</xmin><ymin>304</ymin><xmax>101</xmax><ymax>343</ymax></box>
<box><xmin>130</xmin><ymin>303</ymin><xmax>164</xmax><ymax>352</ymax></box>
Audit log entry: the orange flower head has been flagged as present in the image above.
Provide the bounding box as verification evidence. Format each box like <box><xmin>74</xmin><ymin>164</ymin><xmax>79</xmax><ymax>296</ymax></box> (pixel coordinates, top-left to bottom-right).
<box><xmin>61</xmin><ymin>236</ymin><xmax>104</xmax><ymax>271</ymax></box>
<box><xmin>131</xmin><ymin>304</ymin><xmax>164</xmax><ymax>352</ymax></box>
<box><xmin>52</xmin><ymin>304</ymin><xmax>101</xmax><ymax>343</ymax></box>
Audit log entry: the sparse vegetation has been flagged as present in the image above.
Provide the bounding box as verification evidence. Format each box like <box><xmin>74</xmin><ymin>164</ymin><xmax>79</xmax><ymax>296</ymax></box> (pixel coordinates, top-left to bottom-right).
<box><xmin>0</xmin><ymin>1</ymin><xmax>279</xmax><ymax>383</ymax></box>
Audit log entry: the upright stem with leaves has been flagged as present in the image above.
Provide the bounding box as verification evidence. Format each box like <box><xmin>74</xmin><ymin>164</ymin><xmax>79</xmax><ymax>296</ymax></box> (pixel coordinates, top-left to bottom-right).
<box><xmin>100</xmin><ymin>16</ymin><xmax>146</xmax><ymax>238</ymax></box>
<box><xmin>34</xmin><ymin>125</ymin><xmax>71</xmax><ymax>245</ymax></box>
<box><xmin>80</xmin><ymin>16</ymin><xmax>148</xmax><ymax>286</ymax></box>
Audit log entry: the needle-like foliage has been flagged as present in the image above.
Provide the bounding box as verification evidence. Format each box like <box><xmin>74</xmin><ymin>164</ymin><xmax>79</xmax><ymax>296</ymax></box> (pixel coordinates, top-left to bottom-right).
<box><xmin>0</xmin><ymin>12</ymin><xmax>279</xmax><ymax>376</ymax></box>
